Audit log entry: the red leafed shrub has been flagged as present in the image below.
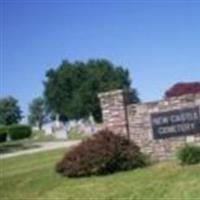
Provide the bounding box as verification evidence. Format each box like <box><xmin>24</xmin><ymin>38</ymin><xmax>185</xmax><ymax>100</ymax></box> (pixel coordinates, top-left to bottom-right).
<box><xmin>165</xmin><ymin>82</ymin><xmax>200</xmax><ymax>98</ymax></box>
<box><xmin>56</xmin><ymin>129</ymin><xmax>146</xmax><ymax>177</ymax></box>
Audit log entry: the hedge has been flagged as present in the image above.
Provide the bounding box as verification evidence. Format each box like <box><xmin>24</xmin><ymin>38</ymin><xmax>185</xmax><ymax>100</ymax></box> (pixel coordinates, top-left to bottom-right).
<box><xmin>0</xmin><ymin>126</ymin><xmax>8</xmax><ymax>142</ymax></box>
<box><xmin>8</xmin><ymin>125</ymin><xmax>32</xmax><ymax>140</ymax></box>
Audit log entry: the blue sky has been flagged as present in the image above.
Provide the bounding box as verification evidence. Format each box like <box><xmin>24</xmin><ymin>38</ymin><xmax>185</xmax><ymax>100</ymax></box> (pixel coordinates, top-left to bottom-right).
<box><xmin>1</xmin><ymin>0</ymin><xmax>200</xmax><ymax>119</ymax></box>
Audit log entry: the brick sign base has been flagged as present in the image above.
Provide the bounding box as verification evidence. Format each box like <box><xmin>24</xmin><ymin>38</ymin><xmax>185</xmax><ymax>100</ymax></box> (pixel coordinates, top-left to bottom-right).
<box><xmin>98</xmin><ymin>90</ymin><xmax>200</xmax><ymax>161</ymax></box>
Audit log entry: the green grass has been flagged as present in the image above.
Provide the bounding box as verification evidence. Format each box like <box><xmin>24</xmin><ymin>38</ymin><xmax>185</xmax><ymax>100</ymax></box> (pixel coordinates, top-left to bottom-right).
<box><xmin>1</xmin><ymin>149</ymin><xmax>200</xmax><ymax>200</ymax></box>
<box><xmin>32</xmin><ymin>130</ymin><xmax>67</xmax><ymax>142</ymax></box>
<box><xmin>0</xmin><ymin>130</ymin><xmax>64</xmax><ymax>154</ymax></box>
<box><xmin>32</xmin><ymin>130</ymin><xmax>88</xmax><ymax>141</ymax></box>
<box><xmin>67</xmin><ymin>130</ymin><xmax>90</xmax><ymax>141</ymax></box>
<box><xmin>0</xmin><ymin>139</ymin><xmax>41</xmax><ymax>154</ymax></box>
<box><xmin>0</xmin><ymin>129</ymin><xmax>86</xmax><ymax>154</ymax></box>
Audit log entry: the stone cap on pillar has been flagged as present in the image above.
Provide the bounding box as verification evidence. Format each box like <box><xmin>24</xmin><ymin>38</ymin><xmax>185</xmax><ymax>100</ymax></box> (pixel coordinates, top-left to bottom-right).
<box><xmin>98</xmin><ymin>89</ymin><xmax>124</xmax><ymax>98</ymax></box>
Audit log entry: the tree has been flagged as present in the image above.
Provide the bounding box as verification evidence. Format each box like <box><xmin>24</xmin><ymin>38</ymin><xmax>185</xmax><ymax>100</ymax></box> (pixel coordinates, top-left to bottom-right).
<box><xmin>28</xmin><ymin>97</ymin><xmax>46</xmax><ymax>129</ymax></box>
<box><xmin>165</xmin><ymin>82</ymin><xmax>200</xmax><ymax>98</ymax></box>
<box><xmin>0</xmin><ymin>96</ymin><xmax>22</xmax><ymax>125</ymax></box>
<box><xmin>44</xmin><ymin>59</ymin><xmax>140</xmax><ymax>122</ymax></box>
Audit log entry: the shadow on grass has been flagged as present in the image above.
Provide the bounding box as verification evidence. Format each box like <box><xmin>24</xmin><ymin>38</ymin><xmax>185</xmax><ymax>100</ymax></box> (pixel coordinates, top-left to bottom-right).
<box><xmin>0</xmin><ymin>141</ymin><xmax>41</xmax><ymax>154</ymax></box>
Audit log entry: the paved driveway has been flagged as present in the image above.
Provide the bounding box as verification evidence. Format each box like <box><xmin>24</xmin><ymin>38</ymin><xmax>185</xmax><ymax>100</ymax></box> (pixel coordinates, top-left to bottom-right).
<box><xmin>0</xmin><ymin>140</ymin><xmax>81</xmax><ymax>160</ymax></box>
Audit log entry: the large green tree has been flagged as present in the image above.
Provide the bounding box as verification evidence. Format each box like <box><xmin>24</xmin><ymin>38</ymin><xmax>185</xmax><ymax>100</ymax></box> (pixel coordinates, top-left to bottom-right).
<box><xmin>0</xmin><ymin>96</ymin><xmax>22</xmax><ymax>125</ymax></box>
<box><xmin>44</xmin><ymin>59</ymin><xmax>139</xmax><ymax>122</ymax></box>
<box><xmin>28</xmin><ymin>97</ymin><xmax>46</xmax><ymax>129</ymax></box>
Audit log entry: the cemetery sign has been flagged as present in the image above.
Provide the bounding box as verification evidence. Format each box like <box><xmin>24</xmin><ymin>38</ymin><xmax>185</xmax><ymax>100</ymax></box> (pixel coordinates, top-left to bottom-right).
<box><xmin>151</xmin><ymin>106</ymin><xmax>200</xmax><ymax>139</ymax></box>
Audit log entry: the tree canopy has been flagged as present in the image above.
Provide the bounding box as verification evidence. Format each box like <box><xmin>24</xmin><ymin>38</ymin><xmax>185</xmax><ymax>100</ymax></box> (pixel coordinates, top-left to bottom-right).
<box><xmin>28</xmin><ymin>97</ymin><xmax>46</xmax><ymax>129</ymax></box>
<box><xmin>165</xmin><ymin>82</ymin><xmax>200</xmax><ymax>98</ymax></box>
<box><xmin>44</xmin><ymin>59</ymin><xmax>139</xmax><ymax>122</ymax></box>
<box><xmin>0</xmin><ymin>96</ymin><xmax>22</xmax><ymax>125</ymax></box>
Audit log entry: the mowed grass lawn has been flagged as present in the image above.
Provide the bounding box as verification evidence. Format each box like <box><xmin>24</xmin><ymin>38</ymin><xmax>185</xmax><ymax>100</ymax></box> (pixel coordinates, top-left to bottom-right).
<box><xmin>1</xmin><ymin>149</ymin><xmax>200</xmax><ymax>200</ymax></box>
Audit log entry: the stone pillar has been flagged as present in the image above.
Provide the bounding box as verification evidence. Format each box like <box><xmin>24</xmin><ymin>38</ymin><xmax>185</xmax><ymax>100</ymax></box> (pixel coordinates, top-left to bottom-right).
<box><xmin>98</xmin><ymin>89</ymin><xmax>129</xmax><ymax>137</ymax></box>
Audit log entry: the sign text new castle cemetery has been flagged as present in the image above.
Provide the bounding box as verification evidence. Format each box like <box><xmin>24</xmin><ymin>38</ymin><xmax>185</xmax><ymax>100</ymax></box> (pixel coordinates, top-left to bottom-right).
<box><xmin>151</xmin><ymin>106</ymin><xmax>200</xmax><ymax>139</ymax></box>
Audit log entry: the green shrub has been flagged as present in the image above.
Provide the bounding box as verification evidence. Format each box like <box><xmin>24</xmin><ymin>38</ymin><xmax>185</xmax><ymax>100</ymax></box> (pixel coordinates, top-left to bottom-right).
<box><xmin>177</xmin><ymin>144</ymin><xmax>200</xmax><ymax>165</ymax></box>
<box><xmin>0</xmin><ymin>126</ymin><xmax>8</xmax><ymax>142</ymax></box>
<box><xmin>56</xmin><ymin>129</ymin><xmax>147</xmax><ymax>177</ymax></box>
<box><xmin>8</xmin><ymin>125</ymin><xmax>32</xmax><ymax>140</ymax></box>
